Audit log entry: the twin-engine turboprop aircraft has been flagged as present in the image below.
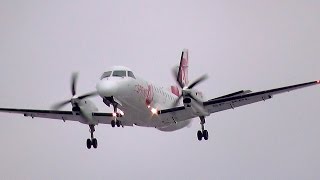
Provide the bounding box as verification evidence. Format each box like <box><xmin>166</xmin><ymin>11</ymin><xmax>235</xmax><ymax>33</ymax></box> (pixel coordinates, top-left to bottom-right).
<box><xmin>0</xmin><ymin>49</ymin><xmax>319</xmax><ymax>149</ymax></box>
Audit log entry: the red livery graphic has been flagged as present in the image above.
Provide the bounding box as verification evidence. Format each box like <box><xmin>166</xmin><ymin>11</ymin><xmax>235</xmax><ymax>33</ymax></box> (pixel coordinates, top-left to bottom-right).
<box><xmin>178</xmin><ymin>49</ymin><xmax>189</xmax><ymax>87</ymax></box>
<box><xmin>135</xmin><ymin>84</ymin><xmax>154</xmax><ymax>106</ymax></box>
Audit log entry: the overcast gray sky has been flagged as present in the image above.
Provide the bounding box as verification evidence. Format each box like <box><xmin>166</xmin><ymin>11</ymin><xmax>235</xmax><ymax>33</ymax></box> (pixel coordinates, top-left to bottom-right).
<box><xmin>0</xmin><ymin>0</ymin><xmax>320</xmax><ymax>179</ymax></box>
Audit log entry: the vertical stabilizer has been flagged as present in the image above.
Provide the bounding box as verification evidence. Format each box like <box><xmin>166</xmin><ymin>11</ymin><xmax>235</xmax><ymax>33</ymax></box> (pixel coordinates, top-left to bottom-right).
<box><xmin>177</xmin><ymin>49</ymin><xmax>189</xmax><ymax>87</ymax></box>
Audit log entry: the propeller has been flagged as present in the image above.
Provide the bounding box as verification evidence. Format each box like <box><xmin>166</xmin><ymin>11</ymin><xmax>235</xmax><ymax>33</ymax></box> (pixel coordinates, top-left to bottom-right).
<box><xmin>51</xmin><ymin>73</ymin><xmax>98</xmax><ymax>110</ymax></box>
<box><xmin>172</xmin><ymin>68</ymin><xmax>208</xmax><ymax>107</ymax></box>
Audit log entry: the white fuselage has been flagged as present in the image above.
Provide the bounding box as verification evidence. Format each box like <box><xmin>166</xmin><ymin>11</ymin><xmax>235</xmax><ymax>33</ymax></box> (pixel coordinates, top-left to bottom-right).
<box><xmin>96</xmin><ymin>66</ymin><xmax>192</xmax><ymax>131</ymax></box>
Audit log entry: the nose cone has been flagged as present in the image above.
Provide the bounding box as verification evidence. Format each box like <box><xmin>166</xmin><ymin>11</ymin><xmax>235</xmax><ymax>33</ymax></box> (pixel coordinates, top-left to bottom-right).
<box><xmin>96</xmin><ymin>80</ymin><xmax>118</xmax><ymax>97</ymax></box>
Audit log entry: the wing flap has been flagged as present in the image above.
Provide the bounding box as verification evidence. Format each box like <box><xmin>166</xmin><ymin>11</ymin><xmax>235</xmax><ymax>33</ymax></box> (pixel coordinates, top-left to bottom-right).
<box><xmin>211</xmin><ymin>90</ymin><xmax>252</xmax><ymax>100</ymax></box>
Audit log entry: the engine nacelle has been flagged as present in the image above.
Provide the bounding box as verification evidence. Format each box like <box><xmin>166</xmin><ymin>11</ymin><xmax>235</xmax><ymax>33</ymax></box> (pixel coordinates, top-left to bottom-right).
<box><xmin>72</xmin><ymin>106</ymin><xmax>81</xmax><ymax>112</ymax></box>
<box><xmin>183</xmin><ymin>97</ymin><xmax>192</xmax><ymax>107</ymax></box>
<box><xmin>183</xmin><ymin>97</ymin><xmax>209</xmax><ymax>116</ymax></box>
<box><xmin>76</xmin><ymin>99</ymin><xmax>99</xmax><ymax>125</ymax></box>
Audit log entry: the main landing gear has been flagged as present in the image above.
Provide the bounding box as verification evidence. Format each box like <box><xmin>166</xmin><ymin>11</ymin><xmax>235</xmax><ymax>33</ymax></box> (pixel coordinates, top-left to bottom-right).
<box><xmin>86</xmin><ymin>125</ymin><xmax>98</xmax><ymax>149</ymax></box>
<box><xmin>197</xmin><ymin>116</ymin><xmax>209</xmax><ymax>141</ymax></box>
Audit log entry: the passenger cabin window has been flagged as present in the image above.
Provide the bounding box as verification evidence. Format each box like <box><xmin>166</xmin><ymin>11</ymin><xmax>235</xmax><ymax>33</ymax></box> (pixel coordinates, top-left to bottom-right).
<box><xmin>112</xmin><ymin>70</ymin><xmax>126</xmax><ymax>77</ymax></box>
<box><xmin>100</xmin><ymin>71</ymin><xmax>112</xmax><ymax>80</ymax></box>
<box><xmin>128</xmin><ymin>71</ymin><xmax>136</xmax><ymax>79</ymax></box>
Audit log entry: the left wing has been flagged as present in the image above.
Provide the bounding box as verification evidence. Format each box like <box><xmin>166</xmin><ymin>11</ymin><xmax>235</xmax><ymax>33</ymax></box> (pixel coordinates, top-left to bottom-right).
<box><xmin>158</xmin><ymin>80</ymin><xmax>320</xmax><ymax>123</ymax></box>
<box><xmin>0</xmin><ymin>108</ymin><xmax>133</xmax><ymax>126</ymax></box>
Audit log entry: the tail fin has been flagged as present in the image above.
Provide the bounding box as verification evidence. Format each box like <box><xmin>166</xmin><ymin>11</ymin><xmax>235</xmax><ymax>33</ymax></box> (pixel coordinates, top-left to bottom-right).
<box><xmin>177</xmin><ymin>49</ymin><xmax>189</xmax><ymax>87</ymax></box>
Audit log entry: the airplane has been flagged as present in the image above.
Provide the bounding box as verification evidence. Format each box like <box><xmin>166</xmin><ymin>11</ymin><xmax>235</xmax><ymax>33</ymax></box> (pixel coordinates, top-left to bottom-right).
<box><xmin>0</xmin><ymin>49</ymin><xmax>319</xmax><ymax>149</ymax></box>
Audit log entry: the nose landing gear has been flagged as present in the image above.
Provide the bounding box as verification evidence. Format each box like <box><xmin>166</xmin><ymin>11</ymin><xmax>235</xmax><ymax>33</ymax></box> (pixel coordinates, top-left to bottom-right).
<box><xmin>86</xmin><ymin>125</ymin><xmax>98</xmax><ymax>149</ymax></box>
<box><xmin>111</xmin><ymin>119</ymin><xmax>122</xmax><ymax>127</ymax></box>
<box><xmin>110</xmin><ymin>103</ymin><xmax>123</xmax><ymax>128</ymax></box>
<box><xmin>197</xmin><ymin>116</ymin><xmax>209</xmax><ymax>141</ymax></box>
<box><xmin>102</xmin><ymin>97</ymin><xmax>124</xmax><ymax>128</ymax></box>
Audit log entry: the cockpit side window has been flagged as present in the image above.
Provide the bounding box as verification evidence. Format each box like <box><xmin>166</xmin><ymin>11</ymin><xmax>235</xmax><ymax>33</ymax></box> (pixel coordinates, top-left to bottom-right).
<box><xmin>100</xmin><ymin>71</ymin><xmax>112</xmax><ymax>80</ymax></box>
<box><xmin>112</xmin><ymin>70</ymin><xmax>126</xmax><ymax>77</ymax></box>
<box><xmin>128</xmin><ymin>71</ymin><xmax>136</xmax><ymax>79</ymax></box>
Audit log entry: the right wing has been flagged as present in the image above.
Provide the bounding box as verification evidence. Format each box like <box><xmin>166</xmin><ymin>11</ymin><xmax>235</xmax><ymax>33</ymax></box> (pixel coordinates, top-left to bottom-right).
<box><xmin>204</xmin><ymin>80</ymin><xmax>320</xmax><ymax>114</ymax></box>
<box><xmin>158</xmin><ymin>80</ymin><xmax>320</xmax><ymax>124</ymax></box>
<box><xmin>0</xmin><ymin>108</ymin><xmax>133</xmax><ymax>126</ymax></box>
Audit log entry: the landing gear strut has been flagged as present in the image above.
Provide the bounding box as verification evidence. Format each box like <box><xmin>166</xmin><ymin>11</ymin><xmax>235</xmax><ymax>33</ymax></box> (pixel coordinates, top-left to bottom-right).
<box><xmin>110</xmin><ymin>103</ymin><xmax>123</xmax><ymax>128</ymax></box>
<box><xmin>197</xmin><ymin>116</ymin><xmax>209</xmax><ymax>141</ymax></box>
<box><xmin>86</xmin><ymin>125</ymin><xmax>98</xmax><ymax>149</ymax></box>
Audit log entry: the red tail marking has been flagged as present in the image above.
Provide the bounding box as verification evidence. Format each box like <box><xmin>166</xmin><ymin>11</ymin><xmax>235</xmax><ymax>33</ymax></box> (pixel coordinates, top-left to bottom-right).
<box><xmin>180</xmin><ymin>58</ymin><xmax>188</xmax><ymax>85</ymax></box>
<box><xmin>178</xmin><ymin>49</ymin><xmax>189</xmax><ymax>87</ymax></box>
<box><xmin>171</xmin><ymin>86</ymin><xmax>180</xmax><ymax>96</ymax></box>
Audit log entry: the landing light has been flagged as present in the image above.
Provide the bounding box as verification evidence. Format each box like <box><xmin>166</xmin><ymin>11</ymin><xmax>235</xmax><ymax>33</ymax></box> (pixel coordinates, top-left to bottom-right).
<box><xmin>317</xmin><ymin>80</ymin><xmax>320</xmax><ymax>84</ymax></box>
<box><xmin>112</xmin><ymin>112</ymin><xmax>117</xmax><ymax>117</ymax></box>
<box><xmin>151</xmin><ymin>108</ymin><xmax>158</xmax><ymax>115</ymax></box>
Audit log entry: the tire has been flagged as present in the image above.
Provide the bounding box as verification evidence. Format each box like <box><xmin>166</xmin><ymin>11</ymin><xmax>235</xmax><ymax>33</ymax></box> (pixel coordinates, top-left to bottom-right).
<box><xmin>111</xmin><ymin>120</ymin><xmax>115</xmax><ymax>127</ymax></box>
<box><xmin>86</xmin><ymin>139</ymin><xmax>92</xmax><ymax>149</ymax></box>
<box><xmin>116</xmin><ymin>120</ymin><xmax>121</xmax><ymax>127</ymax></box>
<box><xmin>197</xmin><ymin>130</ymin><xmax>203</xmax><ymax>141</ymax></box>
<box><xmin>203</xmin><ymin>130</ymin><xmax>209</xmax><ymax>140</ymax></box>
<box><xmin>92</xmin><ymin>138</ymin><xmax>98</xmax><ymax>149</ymax></box>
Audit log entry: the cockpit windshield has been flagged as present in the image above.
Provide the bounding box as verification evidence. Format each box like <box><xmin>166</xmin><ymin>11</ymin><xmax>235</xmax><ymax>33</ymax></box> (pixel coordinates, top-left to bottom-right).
<box><xmin>100</xmin><ymin>71</ymin><xmax>112</xmax><ymax>79</ymax></box>
<box><xmin>112</xmin><ymin>70</ymin><xmax>126</xmax><ymax>77</ymax></box>
<box><xmin>128</xmin><ymin>71</ymin><xmax>135</xmax><ymax>79</ymax></box>
<box><xmin>100</xmin><ymin>70</ymin><xmax>136</xmax><ymax>79</ymax></box>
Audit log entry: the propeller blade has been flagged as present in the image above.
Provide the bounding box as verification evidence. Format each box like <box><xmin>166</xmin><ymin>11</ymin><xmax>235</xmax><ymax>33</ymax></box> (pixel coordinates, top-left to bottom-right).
<box><xmin>172</xmin><ymin>67</ymin><xmax>184</xmax><ymax>88</ymax></box>
<box><xmin>71</xmin><ymin>72</ymin><xmax>78</xmax><ymax>96</ymax></box>
<box><xmin>187</xmin><ymin>74</ymin><xmax>208</xmax><ymax>89</ymax></box>
<box><xmin>51</xmin><ymin>99</ymin><xmax>72</xmax><ymax>110</ymax></box>
<box><xmin>172</xmin><ymin>95</ymin><xmax>182</xmax><ymax>107</ymax></box>
<box><xmin>51</xmin><ymin>73</ymin><xmax>97</xmax><ymax>111</ymax></box>
<box><xmin>78</xmin><ymin>91</ymin><xmax>98</xmax><ymax>100</ymax></box>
